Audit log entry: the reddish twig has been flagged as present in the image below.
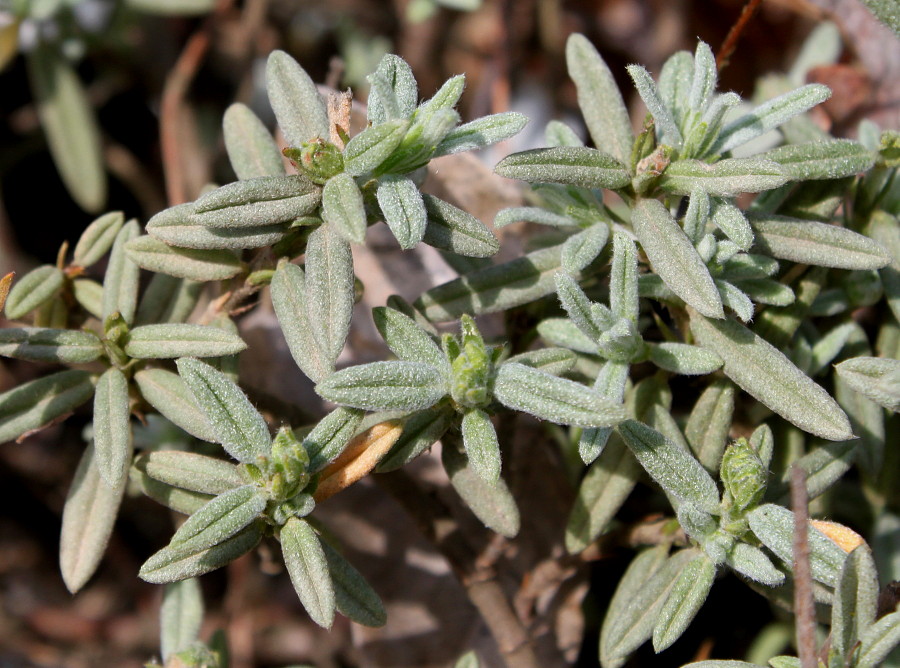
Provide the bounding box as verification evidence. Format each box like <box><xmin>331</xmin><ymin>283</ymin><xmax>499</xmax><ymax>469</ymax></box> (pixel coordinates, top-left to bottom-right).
<box><xmin>791</xmin><ymin>464</ymin><xmax>817</xmax><ymax>668</ymax></box>
<box><xmin>716</xmin><ymin>0</ymin><xmax>765</xmax><ymax>72</ymax></box>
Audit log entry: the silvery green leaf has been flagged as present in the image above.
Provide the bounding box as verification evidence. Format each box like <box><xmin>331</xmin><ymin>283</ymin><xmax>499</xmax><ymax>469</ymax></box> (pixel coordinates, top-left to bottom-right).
<box><xmin>652</xmin><ymin>552</ymin><xmax>715</xmax><ymax>652</ymax></box>
<box><xmin>74</xmin><ymin>212</ymin><xmax>124</xmax><ymax>267</ymax></box>
<box><xmin>271</xmin><ymin>261</ymin><xmax>330</xmax><ymax>382</ymax></box>
<box><xmin>303</xmin><ymin>406</ymin><xmax>365</xmax><ymax>473</ymax></box>
<box><xmin>377</xmin><ymin>403</ymin><xmax>455</xmax><ymax>471</ymax></box>
<box><xmin>683</xmin><ymin>190</ymin><xmax>710</xmax><ymax>244</ymax></box>
<box><xmin>139</xmin><ymin>522</ymin><xmax>262</xmax><ymax>584</ymax></box>
<box><xmin>189</xmin><ymin>176</ymin><xmax>320</xmax><ymax>228</ymax></box>
<box><xmin>682</xmin><ymin>663</ymin><xmax>765</xmax><ymax>668</ymax></box>
<box><xmin>566</xmin><ymin>435</ymin><xmax>640</xmax><ymax>552</ymax></box>
<box><xmin>748</xmin><ymin>503</ymin><xmax>847</xmax><ymax>586</ymax></box>
<box><xmin>266</xmin><ymin>50</ymin><xmax>329</xmax><ymax>145</ymax></box>
<box><xmin>579</xmin><ymin>360</ymin><xmax>630</xmax><ymax>464</ymax></box>
<box><xmin>836</xmin><ymin>371</ymin><xmax>885</xmax><ymax>475</ymax></box>
<box><xmin>317</xmin><ymin>361</ymin><xmax>447</xmax><ymax>411</ymax></box>
<box><xmin>494</xmin><ymin>207</ymin><xmax>574</xmax><ymax>229</ymax></box>
<box><xmin>627</xmin><ymin>64</ymin><xmax>682</xmax><ymax>146</ymax></box>
<box><xmin>373</xmin><ymin>306</ymin><xmax>447</xmax><ymax>371</ymax></box>
<box><xmin>93</xmin><ymin>368</ymin><xmax>132</xmax><ymax>488</ymax></box>
<box><xmin>376</xmin><ymin>107</ymin><xmax>459</xmax><ymax>175</ymax></box>
<box><xmin>752</xmin><ymin>266</ymin><xmax>826</xmax><ymax>350</ymax></box>
<box><xmin>103</xmin><ymin>220</ymin><xmax>141</xmax><ymax>324</ymax></box>
<box><xmin>711</xmin><ymin>84</ymin><xmax>831</xmax><ymax>154</ymax></box>
<box><xmin>750</xmin><ymin>215</ymin><xmax>891</xmax><ymax>270</ymax></box>
<box><xmin>649</xmin><ymin>343</ymin><xmax>723</xmax><ymax>376</ymax></box>
<box><xmin>689</xmin><ymin>42</ymin><xmax>716</xmax><ymax>112</ymax></box>
<box><xmin>131</xmin><ymin>467</ymin><xmax>213</xmax><ymax>516</ymax></box>
<box><xmin>137</xmin><ymin>450</ymin><xmax>243</xmax><ymax>495</ymax></box>
<box><xmin>658</xmin><ymin>158</ymin><xmax>789</xmax><ymax>196</ymax></box>
<box><xmin>494</xmin><ymin>362</ymin><xmax>626</xmax><ymax>428</ymax></box>
<box><xmin>494</xmin><ymin>147</ymin><xmax>631</xmax><ymax>190</ymax></box>
<box><xmin>684</xmin><ymin>379</ymin><xmax>734</xmax><ymax>472</ymax></box>
<box><xmin>610</xmin><ymin>231</ymin><xmax>639</xmax><ymax>322</ymax></box>
<box><xmin>545</xmin><ymin>119</ymin><xmax>584</xmax><ymax>148</ymax></box>
<box><xmin>147</xmin><ymin>203</ymin><xmax>287</xmax><ymax>250</ymax></box>
<box><xmin>835</xmin><ymin>357</ymin><xmax>900</xmax><ymax>412</ymax></box>
<box><xmin>223</xmin><ymin>103</ymin><xmax>285</xmax><ymax>180</ymax></box>
<box><xmin>0</xmin><ymin>370</ymin><xmax>94</xmax><ymax>443</ymax></box>
<box><xmin>434</xmin><ymin>112</ymin><xmax>528</xmax><ymax>156</ymax></box>
<box><xmin>73</xmin><ymin>278</ymin><xmax>104</xmax><ymax>319</ymax></box>
<box><xmin>376</xmin><ymin>175</ymin><xmax>427</xmax><ymax>249</ymax></box>
<box><xmin>123</xmin><ymin>0</ymin><xmax>216</xmax><ymax>13</ymax></box>
<box><xmin>832</xmin><ymin>545</ymin><xmax>879</xmax><ymax>659</ymax></box>
<box><xmin>722</xmin><ymin>254</ymin><xmax>780</xmax><ymax>280</ymax></box>
<box><xmin>367</xmin><ymin>54</ymin><xmax>417</xmax><ymax>123</ymax></box>
<box><xmin>322</xmin><ymin>541</ymin><xmax>386</xmax><ymax>627</ymax></box>
<box><xmin>125</xmin><ymin>236</ymin><xmax>242</xmax><ymax>281</ymax></box>
<box><xmin>617</xmin><ymin>419</ymin><xmax>720</xmax><ymax>512</ymax></box>
<box><xmin>788</xmin><ymin>21</ymin><xmax>841</xmax><ymax>84</ymax></box>
<box><xmin>176</xmin><ymin>358</ymin><xmax>271</xmax><ymax>463</ymax></box>
<box><xmin>858</xmin><ymin>610</ymin><xmax>900</xmax><ymax>668</ymax></box>
<box><xmin>442</xmin><ymin>439</ymin><xmax>520</xmax><ymax>538</ymax></box>
<box><xmin>461</xmin><ymin>408</ymin><xmax>501</xmax><ymax>482</ymax></box>
<box><xmin>806</xmin><ymin>321</ymin><xmax>861</xmax><ymax>377</ymax></box>
<box><xmin>601</xmin><ymin>547</ymin><xmax>697</xmax><ymax>668</ymax></box>
<box><xmin>4</xmin><ymin>265</ymin><xmax>64</xmax><ymax>320</ymax></box>
<box><xmin>27</xmin><ymin>44</ymin><xmax>105</xmax><ymax>212</ymax></box>
<box><xmin>305</xmin><ymin>224</ymin><xmax>354</xmax><ymax>364</ymax></box>
<box><xmin>416</xmin><ymin>243</ymin><xmax>565</xmax><ymax>321</ymax></box>
<box><xmin>453</xmin><ymin>651</ymin><xmax>480</xmax><ymax>668</ymax></box>
<box><xmin>725</xmin><ymin>542</ymin><xmax>784</xmax><ymax>586</ymax></box>
<box><xmin>749</xmin><ymin>423</ymin><xmax>774</xmax><ymax>469</ymax></box>
<box><xmin>658</xmin><ymin>50</ymin><xmax>694</xmax><ymax>132</ymax></box>
<box><xmin>555</xmin><ymin>273</ymin><xmax>602</xmax><ymax>343</ymax></box>
<box><xmin>422</xmin><ymin>195</ymin><xmax>500</xmax><ymax>258</ymax></box>
<box><xmin>537</xmin><ymin>317</ymin><xmax>597</xmax><ymax>354</ymax></box>
<box><xmin>0</xmin><ymin>328</ymin><xmax>102</xmax><ymax>363</ymax></box>
<box><xmin>135</xmin><ymin>275</ymin><xmax>202</xmax><ymax>325</ymax></box>
<box><xmin>343</xmin><ymin>119</ymin><xmax>409</xmax><ymax>177</ymax></box>
<box><xmin>160</xmin><ymin>578</ymin><xmax>204</xmax><ymax>661</ymax></box>
<box><xmin>632</xmin><ymin>199</ymin><xmax>724</xmax><ymax>318</ymax></box>
<box><xmin>134</xmin><ymin>369</ymin><xmax>218</xmax><ymax>443</ymax></box>
<box><xmin>562</xmin><ymin>224</ymin><xmax>609</xmax><ymax>274</ymax></box>
<box><xmin>566</xmin><ymin>34</ymin><xmax>633</xmax><ymax>163</ymax></box>
<box><xmin>417</xmin><ymin>73</ymin><xmax>465</xmax><ymax>118</ymax></box>
<box><xmin>387</xmin><ymin>294</ymin><xmax>438</xmax><ymax>336</ymax></box>
<box><xmin>866</xmin><ymin>210</ymin><xmax>900</xmax><ymax>322</ymax></box>
<box><xmin>710</xmin><ymin>199</ymin><xmax>753</xmax><ymax>250</ymax></box>
<box><xmin>60</xmin><ymin>443</ymin><xmax>125</xmax><ymax>593</ymax></box>
<box><xmin>125</xmin><ymin>324</ymin><xmax>247</xmax><ymax>359</ymax></box>
<box><xmin>321</xmin><ymin>172</ymin><xmax>367</xmax><ymax>244</ymax></box>
<box><xmin>760</xmin><ymin>140</ymin><xmax>874</xmax><ymax>180</ymax></box>
<box><xmin>690</xmin><ymin>311</ymin><xmax>852</xmax><ymax>441</ymax></box>
<box><xmin>280</xmin><ymin>517</ymin><xmax>335</xmax><ymax>629</ymax></box>
<box><xmin>773</xmin><ymin>440</ymin><xmax>856</xmax><ymax>502</ymax></box>
<box><xmin>507</xmin><ymin>348</ymin><xmax>577</xmax><ymax>376</ymax></box>
<box><xmin>715</xmin><ymin>279</ymin><xmax>754</xmax><ymax>322</ymax></box>
<box><xmin>731</xmin><ymin>278</ymin><xmax>795</xmax><ymax>307</ymax></box>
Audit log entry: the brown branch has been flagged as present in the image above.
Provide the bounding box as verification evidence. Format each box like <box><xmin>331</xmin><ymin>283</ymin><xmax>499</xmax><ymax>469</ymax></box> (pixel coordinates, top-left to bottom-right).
<box><xmin>791</xmin><ymin>464</ymin><xmax>817</xmax><ymax>668</ymax></box>
<box><xmin>716</xmin><ymin>0</ymin><xmax>765</xmax><ymax>73</ymax></box>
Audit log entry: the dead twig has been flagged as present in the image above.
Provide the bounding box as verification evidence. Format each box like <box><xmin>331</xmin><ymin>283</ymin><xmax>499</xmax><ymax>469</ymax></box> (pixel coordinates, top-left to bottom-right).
<box><xmin>716</xmin><ymin>0</ymin><xmax>765</xmax><ymax>72</ymax></box>
<box><xmin>791</xmin><ymin>464</ymin><xmax>817</xmax><ymax>668</ymax></box>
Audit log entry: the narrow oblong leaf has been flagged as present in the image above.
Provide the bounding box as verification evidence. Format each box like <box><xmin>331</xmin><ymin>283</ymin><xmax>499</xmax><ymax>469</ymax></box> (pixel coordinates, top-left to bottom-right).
<box><xmin>73</xmin><ymin>211</ymin><xmax>124</xmax><ymax>267</ymax></box>
<box><xmin>507</xmin><ymin>347</ymin><xmax>576</xmax><ymax>376</ymax></box>
<box><xmin>658</xmin><ymin>158</ymin><xmax>789</xmax><ymax>196</ymax></box>
<box><xmin>617</xmin><ymin>419</ymin><xmax>720</xmax><ymax>513</ymax></box>
<box><xmin>303</xmin><ymin>406</ymin><xmax>366</xmax><ymax>473</ymax></box>
<box><xmin>761</xmin><ymin>140</ymin><xmax>874</xmax><ymax>180</ymax></box>
<box><xmin>27</xmin><ymin>44</ymin><xmax>105</xmax><ymax>212</ymax></box>
<box><xmin>373</xmin><ymin>306</ymin><xmax>447</xmax><ymax>371</ymax></box>
<box><xmin>135</xmin><ymin>275</ymin><xmax>202</xmax><ymax>326</ymax></box>
<box><xmin>494</xmin><ymin>362</ymin><xmax>626</xmax><ymax>428</ymax></box>
<box><xmin>579</xmin><ymin>360</ymin><xmax>629</xmax><ymax>464</ymax></box>
<box><xmin>685</xmin><ymin>379</ymin><xmax>735</xmax><ymax>472</ymax></box>
<box><xmin>125</xmin><ymin>236</ymin><xmax>242</xmax><ymax>281</ymax></box>
<box><xmin>376</xmin><ymin>175</ymin><xmax>427</xmax><ymax>249</ymax></box>
<box><xmin>632</xmin><ymin>198</ymin><xmax>724</xmax><ymax>318</ymax></box>
<box><xmin>494</xmin><ymin>147</ymin><xmax>631</xmax><ymax>190</ymax></box>
<box><xmin>556</xmin><ymin>272</ymin><xmax>602</xmax><ymax>343</ymax></box>
<box><xmin>125</xmin><ymin>324</ymin><xmax>246</xmax><ymax>359</ymax></box>
<box><xmin>271</xmin><ymin>261</ymin><xmax>330</xmax><ymax>382</ymax></box>
<box><xmin>176</xmin><ymin>358</ymin><xmax>271</xmax><ymax>463</ymax></box>
<box><xmin>4</xmin><ymin>265</ymin><xmax>64</xmax><ymax>320</ymax></box>
<box><xmin>266</xmin><ymin>50</ymin><xmax>329</xmax><ymax>145</ymax></box>
<box><xmin>165</xmin><ymin>485</ymin><xmax>267</xmax><ymax>556</ymax></box>
<box><xmin>148</xmin><ymin>203</ymin><xmax>287</xmax><ymax>250</ymax></box>
<box><xmin>434</xmin><ymin>112</ymin><xmax>528</xmax><ymax>156</ymax></box>
<box><xmin>376</xmin><ymin>403</ymin><xmax>456</xmax><ymax>471</ymax></box>
<box><xmin>137</xmin><ymin>451</ymin><xmax>243</xmax><ymax>495</ymax></box>
<box><xmin>322</xmin><ymin>172</ymin><xmax>367</xmax><ymax>244</ymax></box>
<box><xmin>0</xmin><ymin>370</ymin><xmax>94</xmax><ymax>443</ymax></box>
<box><xmin>160</xmin><ymin>578</ymin><xmax>204</xmax><ymax>661</ymax></box>
<box><xmin>652</xmin><ymin>553</ymin><xmax>716</xmax><ymax>652</ymax></box>
<box><xmin>317</xmin><ymin>361</ymin><xmax>447</xmax><ymax>411</ymax></box>
<box><xmin>690</xmin><ymin>311</ymin><xmax>852</xmax><ymax>441</ymax></box>
<box><xmin>537</xmin><ymin>317</ymin><xmax>597</xmax><ymax>354</ymax></box>
<box><xmin>748</xmin><ymin>504</ymin><xmax>848</xmax><ymax>586</ymax></box>
<box><xmin>711</xmin><ymin>199</ymin><xmax>753</xmax><ymax>250</ymax></box>
<box><xmin>305</xmin><ymin>224</ymin><xmax>355</xmax><ymax>364</ymax></box>
<box><xmin>0</xmin><ymin>328</ymin><xmax>102</xmax><ymax>363</ymax></box>
<box><xmin>648</xmin><ymin>343</ymin><xmax>723</xmax><ymax>376</ymax></box>
<box><xmin>832</xmin><ymin>545</ymin><xmax>879</xmax><ymax>659</ymax></box>
<box><xmin>750</xmin><ymin>214</ymin><xmax>890</xmax><ymax>270</ymax></box>
<box><xmin>834</xmin><ymin>357</ymin><xmax>900</xmax><ymax>412</ymax></box>
<box><xmin>322</xmin><ymin>541</ymin><xmax>386</xmax><ymax>627</ymax></box>
<box><xmin>562</xmin><ymin>224</ymin><xmax>610</xmax><ymax>274</ymax></box>
<box><xmin>103</xmin><ymin>220</ymin><xmax>142</xmax><ymax>324</ymax></box>
<box><xmin>343</xmin><ymin>119</ymin><xmax>409</xmax><ymax>177</ymax></box>
<box><xmin>131</xmin><ymin>469</ymin><xmax>214</xmax><ymax>516</ymax></box>
<box><xmin>190</xmin><ymin>175</ymin><xmax>320</xmax><ymax>228</ymax></box>
<box><xmin>857</xmin><ymin>609</ymin><xmax>900</xmax><ymax>668</ymax></box>
<box><xmin>461</xmin><ymin>408</ymin><xmax>501</xmax><ymax>482</ymax></box>
<box><xmin>610</xmin><ymin>231</ymin><xmax>639</xmax><ymax>322</ymax></box>
<box><xmin>422</xmin><ymin>194</ymin><xmax>500</xmax><ymax>258</ymax></box>
<box><xmin>60</xmin><ymin>444</ymin><xmax>125</xmax><ymax>593</ymax></box>
<box><xmin>367</xmin><ymin>54</ymin><xmax>416</xmax><ymax>123</ymax></box>
<box><xmin>724</xmin><ymin>542</ymin><xmax>784</xmax><ymax>586</ymax></box>
<box><xmin>627</xmin><ymin>64</ymin><xmax>682</xmax><ymax>146</ymax></box>
<box><xmin>134</xmin><ymin>369</ymin><xmax>218</xmax><ymax>443</ymax></box>
<box><xmin>280</xmin><ymin>517</ymin><xmax>336</xmax><ymax>629</ymax></box>
<box><xmin>223</xmin><ymin>102</ymin><xmax>285</xmax><ymax>180</ymax></box>
<box><xmin>93</xmin><ymin>368</ymin><xmax>133</xmax><ymax>488</ymax></box>
<box><xmin>566</xmin><ymin>33</ymin><xmax>633</xmax><ymax>163</ymax></box>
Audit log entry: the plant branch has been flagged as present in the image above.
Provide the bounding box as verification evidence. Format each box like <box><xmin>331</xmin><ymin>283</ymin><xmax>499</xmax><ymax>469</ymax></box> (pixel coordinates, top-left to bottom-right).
<box><xmin>791</xmin><ymin>464</ymin><xmax>817</xmax><ymax>668</ymax></box>
<box><xmin>716</xmin><ymin>0</ymin><xmax>764</xmax><ymax>72</ymax></box>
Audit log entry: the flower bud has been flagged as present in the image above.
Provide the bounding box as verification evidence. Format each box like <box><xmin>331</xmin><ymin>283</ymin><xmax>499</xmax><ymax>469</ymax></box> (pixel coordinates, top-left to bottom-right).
<box><xmin>720</xmin><ymin>438</ymin><xmax>767</xmax><ymax>513</ymax></box>
<box><xmin>284</xmin><ymin>139</ymin><xmax>344</xmax><ymax>184</ymax></box>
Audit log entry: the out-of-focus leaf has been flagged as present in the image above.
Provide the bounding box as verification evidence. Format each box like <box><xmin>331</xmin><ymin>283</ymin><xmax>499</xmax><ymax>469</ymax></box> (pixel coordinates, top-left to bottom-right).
<box><xmin>160</xmin><ymin>579</ymin><xmax>204</xmax><ymax>661</ymax></box>
<box><xmin>0</xmin><ymin>370</ymin><xmax>94</xmax><ymax>443</ymax></box>
<box><xmin>835</xmin><ymin>357</ymin><xmax>900</xmax><ymax>412</ymax></box>
<box><xmin>0</xmin><ymin>328</ymin><xmax>102</xmax><ymax>364</ymax></box>
<box><xmin>73</xmin><ymin>212</ymin><xmax>124</xmax><ymax>267</ymax></box>
<box><xmin>124</xmin><ymin>0</ymin><xmax>216</xmax><ymax>14</ymax></box>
